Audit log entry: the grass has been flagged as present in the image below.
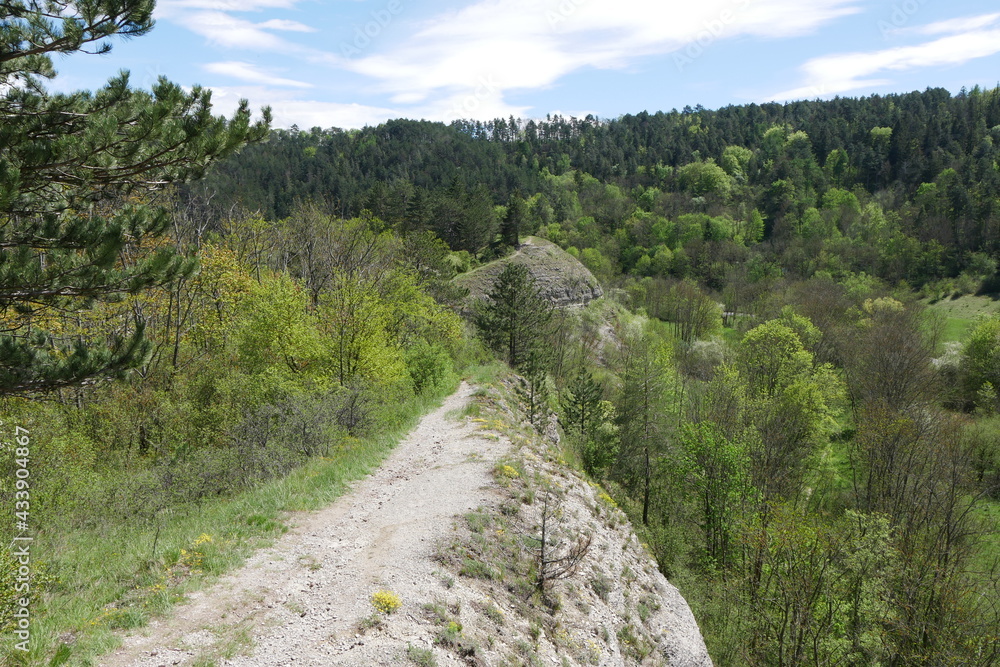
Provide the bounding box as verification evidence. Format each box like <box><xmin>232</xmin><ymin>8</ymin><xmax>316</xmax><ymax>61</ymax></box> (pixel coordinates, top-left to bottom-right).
<box><xmin>922</xmin><ymin>293</ymin><xmax>1000</xmax><ymax>344</ymax></box>
<box><xmin>406</xmin><ymin>643</ymin><xmax>437</xmax><ymax>666</ymax></box>
<box><xmin>189</xmin><ymin>619</ymin><xmax>256</xmax><ymax>665</ymax></box>
<box><xmin>973</xmin><ymin>499</ymin><xmax>1000</xmax><ymax>572</ymax></box>
<box><xmin>0</xmin><ymin>375</ymin><xmax>464</xmax><ymax>666</ymax></box>
<box><xmin>589</xmin><ymin>569</ymin><xmax>613</xmax><ymax>602</ymax></box>
<box><xmin>466</xmin><ymin>360</ymin><xmax>505</xmax><ymax>387</ymax></box>
<box><xmin>720</xmin><ymin>325</ymin><xmax>743</xmax><ymax>347</ymax></box>
<box><xmin>420</xmin><ymin>600</ymin><xmax>479</xmax><ymax>661</ymax></box>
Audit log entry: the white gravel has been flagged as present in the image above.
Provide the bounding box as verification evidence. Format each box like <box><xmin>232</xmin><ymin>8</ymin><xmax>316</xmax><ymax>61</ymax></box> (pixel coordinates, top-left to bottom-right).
<box><xmin>104</xmin><ymin>381</ymin><xmax>508</xmax><ymax>666</ymax></box>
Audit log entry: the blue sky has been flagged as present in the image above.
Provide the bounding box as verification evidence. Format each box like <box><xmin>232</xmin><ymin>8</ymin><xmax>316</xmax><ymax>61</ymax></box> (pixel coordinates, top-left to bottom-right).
<box><xmin>50</xmin><ymin>0</ymin><xmax>1000</xmax><ymax>129</ymax></box>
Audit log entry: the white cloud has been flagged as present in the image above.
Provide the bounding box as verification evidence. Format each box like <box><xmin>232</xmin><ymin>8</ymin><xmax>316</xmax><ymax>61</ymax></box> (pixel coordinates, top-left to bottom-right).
<box><xmin>161</xmin><ymin>1</ymin><xmax>342</xmax><ymax>67</ymax></box>
<box><xmin>160</xmin><ymin>0</ymin><xmax>866</xmax><ymax>125</ymax></box>
<box><xmin>911</xmin><ymin>12</ymin><xmax>1000</xmax><ymax>36</ymax></box>
<box><xmin>204</xmin><ymin>61</ymin><xmax>312</xmax><ymax>88</ymax></box>
<box><xmin>156</xmin><ymin>0</ymin><xmax>298</xmax><ymax>14</ymax></box>
<box><xmin>257</xmin><ymin>18</ymin><xmax>315</xmax><ymax>32</ymax></box>
<box><xmin>540</xmin><ymin>0</ymin><xmax>859</xmax><ymax>43</ymax></box>
<box><xmin>205</xmin><ymin>85</ymin><xmax>404</xmax><ymax>128</ymax></box>
<box><xmin>342</xmin><ymin>0</ymin><xmax>861</xmax><ymax>120</ymax></box>
<box><xmin>771</xmin><ymin>26</ymin><xmax>1000</xmax><ymax>101</ymax></box>
<box><xmin>273</xmin><ymin>100</ymin><xmax>404</xmax><ymax>129</ymax></box>
<box><xmin>176</xmin><ymin>11</ymin><xmax>291</xmax><ymax>49</ymax></box>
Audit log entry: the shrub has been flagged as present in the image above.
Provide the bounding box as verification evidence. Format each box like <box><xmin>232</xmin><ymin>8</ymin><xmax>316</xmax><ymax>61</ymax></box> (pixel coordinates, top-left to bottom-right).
<box><xmin>227</xmin><ymin>390</ymin><xmax>352</xmax><ymax>488</ymax></box>
<box><xmin>436</xmin><ymin>620</ymin><xmax>463</xmax><ymax>647</ymax></box>
<box><xmin>484</xmin><ymin>602</ymin><xmax>505</xmax><ymax>625</ymax></box>
<box><xmin>406</xmin><ymin>644</ymin><xmax>437</xmax><ymax>667</ymax></box>
<box><xmin>405</xmin><ymin>341</ymin><xmax>453</xmax><ymax>393</ymax></box>
<box><xmin>32</xmin><ymin>431</ymin><xmax>96</xmax><ymax>517</ymax></box>
<box><xmin>371</xmin><ymin>589</ymin><xmax>402</xmax><ymax>615</ymax></box>
<box><xmin>460</xmin><ymin>558</ymin><xmax>499</xmax><ymax>580</ymax></box>
<box><xmin>494</xmin><ymin>464</ymin><xmax>521</xmax><ymax>487</ymax></box>
<box><xmin>590</xmin><ymin>570</ymin><xmax>613</xmax><ymax>602</ymax></box>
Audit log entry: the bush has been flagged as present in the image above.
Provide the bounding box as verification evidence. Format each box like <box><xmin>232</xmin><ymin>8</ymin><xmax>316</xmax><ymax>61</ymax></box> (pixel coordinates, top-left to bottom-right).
<box><xmin>31</xmin><ymin>431</ymin><xmax>96</xmax><ymax>517</ymax></box>
<box><xmin>227</xmin><ymin>389</ymin><xmax>369</xmax><ymax>487</ymax></box>
<box><xmin>228</xmin><ymin>400</ymin><xmax>315</xmax><ymax>487</ymax></box>
<box><xmin>590</xmin><ymin>570</ymin><xmax>613</xmax><ymax>602</ymax></box>
<box><xmin>448</xmin><ymin>250</ymin><xmax>473</xmax><ymax>274</ymax></box>
<box><xmin>407</xmin><ymin>644</ymin><xmax>437</xmax><ymax>666</ymax></box>
<box><xmin>331</xmin><ymin>382</ymin><xmax>382</xmax><ymax>436</ymax></box>
<box><xmin>405</xmin><ymin>341</ymin><xmax>453</xmax><ymax>393</ymax></box>
<box><xmin>371</xmin><ymin>589</ymin><xmax>402</xmax><ymax>614</ymax></box>
<box><xmin>158</xmin><ymin>446</ymin><xmax>245</xmax><ymax>504</ymax></box>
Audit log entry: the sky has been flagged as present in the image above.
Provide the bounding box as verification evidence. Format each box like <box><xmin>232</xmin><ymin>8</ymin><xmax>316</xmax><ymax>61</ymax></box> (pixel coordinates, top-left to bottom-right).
<box><xmin>49</xmin><ymin>0</ymin><xmax>1000</xmax><ymax>130</ymax></box>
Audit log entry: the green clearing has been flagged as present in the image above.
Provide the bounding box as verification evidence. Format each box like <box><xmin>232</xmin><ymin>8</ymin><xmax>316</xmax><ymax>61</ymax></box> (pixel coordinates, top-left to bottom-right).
<box><xmin>976</xmin><ymin>500</ymin><xmax>1000</xmax><ymax>568</ymax></box>
<box><xmin>923</xmin><ymin>293</ymin><xmax>1000</xmax><ymax>344</ymax></box>
<box><xmin>0</xmin><ymin>369</ymin><xmax>501</xmax><ymax>666</ymax></box>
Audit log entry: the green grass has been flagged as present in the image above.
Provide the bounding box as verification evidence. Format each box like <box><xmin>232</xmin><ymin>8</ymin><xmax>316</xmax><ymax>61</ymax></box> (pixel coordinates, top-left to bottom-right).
<box><xmin>974</xmin><ymin>499</ymin><xmax>1000</xmax><ymax>571</ymax></box>
<box><xmin>922</xmin><ymin>293</ymin><xmax>1000</xmax><ymax>344</ymax></box>
<box><xmin>0</xmin><ymin>376</ymin><xmax>463</xmax><ymax>666</ymax></box>
<box><xmin>465</xmin><ymin>361</ymin><xmax>505</xmax><ymax>386</ymax></box>
<box><xmin>720</xmin><ymin>326</ymin><xmax>742</xmax><ymax>347</ymax></box>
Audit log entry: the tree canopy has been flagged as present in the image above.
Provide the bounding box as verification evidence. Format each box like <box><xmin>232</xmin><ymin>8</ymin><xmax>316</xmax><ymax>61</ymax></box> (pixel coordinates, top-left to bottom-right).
<box><xmin>0</xmin><ymin>0</ymin><xmax>270</xmax><ymax>394</ymax></box>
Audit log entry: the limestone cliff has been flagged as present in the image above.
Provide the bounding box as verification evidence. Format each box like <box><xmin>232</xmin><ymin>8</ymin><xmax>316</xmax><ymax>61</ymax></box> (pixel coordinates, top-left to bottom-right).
<box><xmin>428</xmin><ymin>377</ymin><xmax>714</xmax><ymax>667</ymax></box>
<box><xmin>455</xmin><ymin>236</ymin><xmax>604</xmax><ymax>309</ymax></box>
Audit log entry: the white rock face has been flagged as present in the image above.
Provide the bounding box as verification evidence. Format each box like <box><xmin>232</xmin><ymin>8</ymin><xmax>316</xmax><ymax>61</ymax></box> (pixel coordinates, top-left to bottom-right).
<box><xmin>438</xmin><ymin>379</ymin><xmax>714</xmax><ymax>667</ymax></box>
<box><xmin>457</xmin><ymin>236</ymin><xmax>605</xmax><ymax>310</ymax></box>
<box><xmin>652</xmin><ymin>575</ymin><xmax>715</xmax><ymax>667</ymax></box>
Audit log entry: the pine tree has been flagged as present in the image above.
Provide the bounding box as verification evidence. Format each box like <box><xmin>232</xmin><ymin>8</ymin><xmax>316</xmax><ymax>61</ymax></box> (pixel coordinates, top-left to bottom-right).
<box><xmin>500</xmin><ymin>191</ymin><xmax>527</xmax><ymax>248</ymax></box>
<box><xmin>474</xmin><ymin>263</ymin><xmax>552</xmax><ymax>369</ymax></box>
<box><xmin>403</xmin><ymin>187</ymin><xmax>431</xmax><ymax>233</ymax></box>
<box><xmin>458</xmin><ymin>183</ymin><xmax>498</xmax><ymax>256</ymax></box>
<box><xmin>0</xmin><ymin>0</ymin><xmax>270</xmax><ymax>394</ymax></box>
<box><xmin>562</xmin><ymin>367</ymin><xmax>602</xmax><ymax>437</ymax></box>
<box><xmin>518</xmin><ymin>347</ymin><xmax>550</xmax><ymax>430</ymax></box>
<box><xmin>614</xmin><ymin>327</ymin><xmax>673</xmax><ymax>525</ymax></box>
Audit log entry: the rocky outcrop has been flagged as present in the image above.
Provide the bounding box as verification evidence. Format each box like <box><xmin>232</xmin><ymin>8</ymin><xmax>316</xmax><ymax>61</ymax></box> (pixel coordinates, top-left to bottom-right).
<box><xmin>455</xmin><ymin>236</ymin><xmax>604</xmax><ymax>309</ymax></box>
<box><xmin>431</xmin><ymin>379</ymin><xmax>715</xmax><ymax>667</ymax></box>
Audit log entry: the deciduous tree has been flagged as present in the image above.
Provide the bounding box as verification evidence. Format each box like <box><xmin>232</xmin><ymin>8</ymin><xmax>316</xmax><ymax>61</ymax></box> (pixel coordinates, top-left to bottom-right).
<box><xmin>614</xmin><ymin>324</ymin><xmax>674</xmax><ymax>524</ymax></box>
<box><xmin>735</xmin><ymin>319</ymin><xmax>844</xmax><ymax>500</ymax></box>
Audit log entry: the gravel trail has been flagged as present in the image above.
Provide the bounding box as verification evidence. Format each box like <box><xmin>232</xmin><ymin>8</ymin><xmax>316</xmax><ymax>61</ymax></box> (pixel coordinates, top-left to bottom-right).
<box><xmin>105</xmin><ymin>381</ymin><xmax>507</xmax><ymax>666</ymax></box>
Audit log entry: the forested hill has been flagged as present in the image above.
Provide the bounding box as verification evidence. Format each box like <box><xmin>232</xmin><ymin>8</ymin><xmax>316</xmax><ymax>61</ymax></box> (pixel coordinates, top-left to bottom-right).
<box><xmin>97</xmin><ymin>84</ymin><xmax>1000</xmax><ymax>666</ymax></box>
<box><xmin>192</xmin><ymin>85</ymin><xmax>1000</xmax><ymax>282</ymax></box>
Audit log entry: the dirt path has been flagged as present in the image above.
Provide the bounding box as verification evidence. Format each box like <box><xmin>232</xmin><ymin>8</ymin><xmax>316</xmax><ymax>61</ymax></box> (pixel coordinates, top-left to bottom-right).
<box><xmin>105</xmin><ymin>382</ymin><xmax>508</xmax><ymax>666</ymax></box>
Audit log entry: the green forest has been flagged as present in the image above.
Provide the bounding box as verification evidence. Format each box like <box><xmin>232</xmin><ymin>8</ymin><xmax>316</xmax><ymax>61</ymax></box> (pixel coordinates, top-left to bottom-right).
<box><xmin>3</xmin><ymin>1</ymin><xmax>1000</xmax><ymax>665</ymax></box>
<box><xmin>175</xmin><ymin>94</ymin><xmax>1000</xmax><ymax>664</ymax></box>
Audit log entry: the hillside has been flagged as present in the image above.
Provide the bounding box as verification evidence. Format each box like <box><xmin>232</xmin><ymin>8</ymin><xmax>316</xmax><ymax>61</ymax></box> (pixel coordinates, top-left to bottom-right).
<box><xmin>455</xmin><ymin>237</ymin><xmax>604</xmax><ymax>309</ymax></box>
<box><xmin>103</xmin><ymin>380</ymin><xmax>711</xmax><ymax>667</ymax></box>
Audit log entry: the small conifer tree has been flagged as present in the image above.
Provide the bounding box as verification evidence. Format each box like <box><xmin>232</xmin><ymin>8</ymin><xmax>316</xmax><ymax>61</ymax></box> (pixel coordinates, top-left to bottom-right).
<box><xmin>473</xmin><ymin>262</ymin><xmax>552</xmax><ymax>370</ymax></box>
